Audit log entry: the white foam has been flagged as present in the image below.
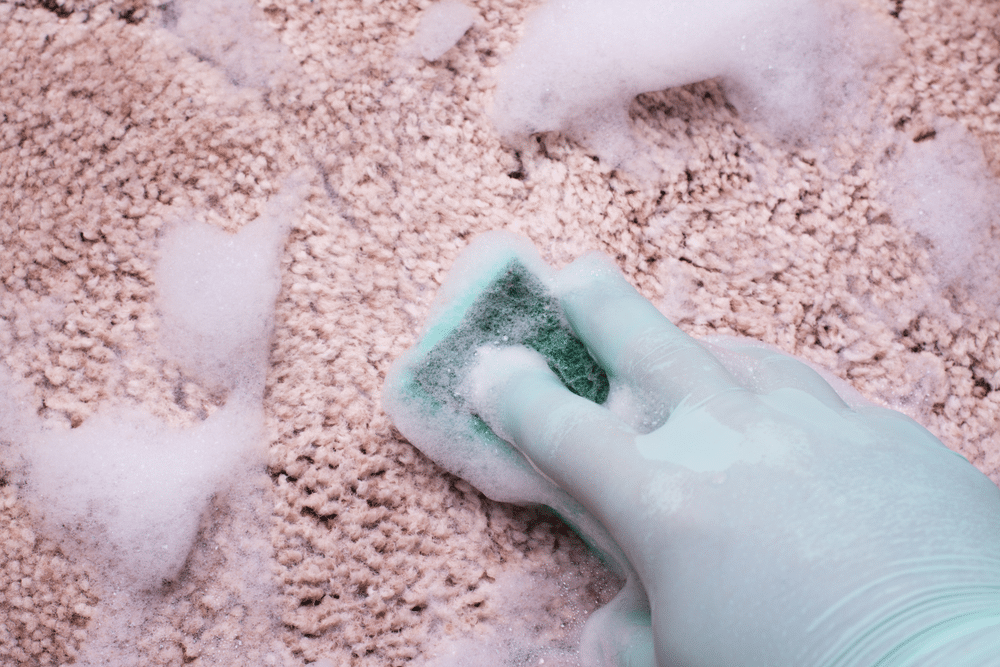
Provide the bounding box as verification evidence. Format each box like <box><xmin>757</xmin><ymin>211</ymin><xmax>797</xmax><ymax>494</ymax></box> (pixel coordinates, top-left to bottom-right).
<box><xmin>1</xmin><ymin>183</ymin><xmax>300</xmax><ymax>663</ymax></box>
<box><xmin>26</xmin><ymin>400</ymin><xmax>264</xmax><ymax>589</ymax></box>
<box><xmin>886</xmin><ymin>121</ymin><xmax>1000</xmax><ymax>308</ymax></box>
<box><xmin>491</xmin><ymin>0</ymin><xmax>895</xmax><ymax>166</ymax></box>
<box><xmin>415</xmin><ymin>571</ymin><xmax>599</xmax><ymax>667</ymax></box>
<box><xmin>405</xmin><ymin>0</ymin><xmax>479</xmax><ymax>61</ymax></box>
<box><xmin>166</xmin><ymin>0</ymin><xmax>294</xmax><ymax>88</ymax></box>
<box><xmin>156</xmin><ymin>192</ymin><xmax>294</xmax><ymax>394</ymax></box>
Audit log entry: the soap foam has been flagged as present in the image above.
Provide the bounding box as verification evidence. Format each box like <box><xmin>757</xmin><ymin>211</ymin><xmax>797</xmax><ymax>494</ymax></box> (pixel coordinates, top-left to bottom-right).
<box><xmin>416</xmin><ymin>569</ymin><xmax>617</xmax><ymax>667</ymax></box>
<box><xmin>491</xmin><ymin>0</ymin><xmax>895</xmax><ymax>167</ymax></box>
<box><xmin>2</xmin><ymin>184</ymin><xmax>300</xmax><ymax>664</ymax></box>
<box><xmin>156</xmin><ymin>186</ymin><xmax>295</xmax><ymax>395</ymax></box>
<box><xmin>886</xmin><ymin>121</ymin><xmax>1000</xmax><ymax>309</ymax></box>
<box><xmin>165</xmin><ymin>0</ymin><xmax>294</xmax><ymax>88</ymax></box>
<box><xmin>404</xmin><ymin>0</ymin><xmax>480</xmax><ymax>61</ymax></box>
<box><xmin>25</xmin><ymin>399</ymin><xmax>264</xmax><ymax>590</ymax></box>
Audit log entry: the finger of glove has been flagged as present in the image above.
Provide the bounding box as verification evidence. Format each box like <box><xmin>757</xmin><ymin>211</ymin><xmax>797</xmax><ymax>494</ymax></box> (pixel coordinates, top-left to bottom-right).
<box><xmin>580</xmin><ymin>575</ymin><xmax>656</xmax><ymax>667</ymax></box>
<box><xmin>701</xmin><ymin>336</ymin><xmax>849</xmax><ymax>411</ymax></box>
<box><xmin>556</xmin><ymin>253</ymin><xmax>740</xmax><ymax>411</ymax></box>
<box><xmin>461</xmin><ymin>345</ymin><xmax>638</xmax><ymax>524</ymax></box>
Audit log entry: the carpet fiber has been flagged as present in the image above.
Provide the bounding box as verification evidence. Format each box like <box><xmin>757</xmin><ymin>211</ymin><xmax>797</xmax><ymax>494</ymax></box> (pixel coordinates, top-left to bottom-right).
<box><xmin>1</xmin><ymin>0</ymin><xmax>999</xmax><ymax>664</ymax></box>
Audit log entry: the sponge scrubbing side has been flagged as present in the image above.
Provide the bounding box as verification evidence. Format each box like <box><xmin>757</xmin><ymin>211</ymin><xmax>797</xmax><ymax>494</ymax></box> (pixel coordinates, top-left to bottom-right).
<box><xmin>383</xmin><ymin>231</ymin><xmax>627</xmax><ymax>574</ymax></box>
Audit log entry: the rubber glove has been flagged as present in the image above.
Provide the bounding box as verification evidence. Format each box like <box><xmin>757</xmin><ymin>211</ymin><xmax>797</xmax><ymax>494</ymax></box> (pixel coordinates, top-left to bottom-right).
<box><xmin>461</xmin><ymin>252</ymin><xmax>1000</xmax><ymax>667</ymax></box>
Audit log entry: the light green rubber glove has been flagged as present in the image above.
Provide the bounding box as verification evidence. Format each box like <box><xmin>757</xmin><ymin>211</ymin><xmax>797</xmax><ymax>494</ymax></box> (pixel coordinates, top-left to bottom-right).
<box><xmin>460</xmin><ymin>252</ymin><xmax>1000</xmax><ymax>667</ymax></box>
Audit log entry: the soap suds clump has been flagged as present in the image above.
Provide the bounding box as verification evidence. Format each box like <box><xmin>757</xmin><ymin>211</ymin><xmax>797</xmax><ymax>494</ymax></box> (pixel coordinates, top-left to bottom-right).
<box><xmin>164</xmin><ymin>0</ymin><xmax>294</xmax><ymax>87</ymax></box>
<box><xmin>885</xmin><ymin>120</ymin><xmax>1000</xmax><ymax>309</ymax></box>
<box><xmin>2</xmin><ymin>189</ymin><xmax>298</xmax><ymax>664</ymax></box>
<box><xmin>404</xmin><ymin>0</ymin><xmax>479</xmax><ymax>61</ymax></box>
<box><xmin>25</xmin><ymin>400</ymin><xmax>265</xmax><ymax>590</ymax></box>
<box><xmin>156</xmin><ymin>186</ymin><xmax>298</xmax><ymax>394</ymax></box>
<box><xmin>418</xmin><ymin>571</ymin><xmax>600</xmax><ymax>667</ymax></box>
<box><xmin>31</xmin><ymin>195</ymin><xmax>304</xmax><ymax>594</ymax></box>
<box><xmin>491</xmin><ymin>0</ymin><xmax>895</xmax><ymax>166</ymax></box>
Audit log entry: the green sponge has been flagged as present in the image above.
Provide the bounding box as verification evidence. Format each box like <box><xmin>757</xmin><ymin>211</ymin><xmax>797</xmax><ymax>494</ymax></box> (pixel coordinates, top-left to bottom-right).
<box><xmin>414</xmin><ymin>259</ymin><xmax>610</xmax><ymax>411</ymax></box>
<box><xmin>383</xmin><ymin>231</ymin><xmax>631</xmax><ymax>576</ymax></box>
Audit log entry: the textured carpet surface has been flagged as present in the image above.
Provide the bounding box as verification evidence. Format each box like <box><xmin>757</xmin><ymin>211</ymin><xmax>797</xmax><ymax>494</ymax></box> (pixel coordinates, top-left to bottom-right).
<box><xmin>1</xmin><ymin>0</ymin><xmax>999</xmax><ymax>664</ymax></box>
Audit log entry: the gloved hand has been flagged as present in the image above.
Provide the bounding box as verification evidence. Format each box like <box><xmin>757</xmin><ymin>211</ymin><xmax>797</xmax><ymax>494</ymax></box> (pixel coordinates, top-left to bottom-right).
<box><xmin>460</xmin><ymin>252</ymin><xmax>1000</xmax><ymax>667</ymax></box>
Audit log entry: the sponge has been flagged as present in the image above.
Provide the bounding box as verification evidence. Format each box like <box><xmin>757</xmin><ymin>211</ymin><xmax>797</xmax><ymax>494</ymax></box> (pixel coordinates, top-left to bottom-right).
<box><xmin>414</xmin><ymin>259</ymin><xmax>609</xmax><ymax>412</ymax></box>
<box><xmin>383</xmin><ymin>231</ymin><xmax>627</xmax><ymax>573</ymax></box>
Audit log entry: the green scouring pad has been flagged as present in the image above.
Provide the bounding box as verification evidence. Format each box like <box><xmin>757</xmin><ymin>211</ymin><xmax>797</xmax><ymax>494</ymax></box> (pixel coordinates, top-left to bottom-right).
<box><xmin>413</xmin><ymin>259</ymin><xmax>609</xmax><ymax>412</ymax></box>
<box><xmin>383</xmin><ymin>231</ymin><xmax>629</xmax><ymax>573</ymax></box>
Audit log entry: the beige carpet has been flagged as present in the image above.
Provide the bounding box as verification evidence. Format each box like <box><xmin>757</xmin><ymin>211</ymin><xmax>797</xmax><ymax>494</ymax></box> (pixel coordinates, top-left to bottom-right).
<box><xmin>1</xmin><ymin>0</ymin><xmax>999</xmax><ymax>664</ymax></box>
